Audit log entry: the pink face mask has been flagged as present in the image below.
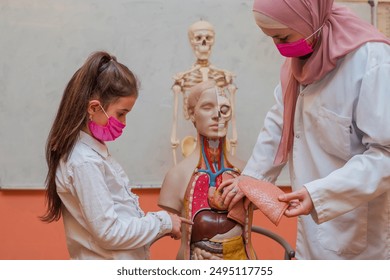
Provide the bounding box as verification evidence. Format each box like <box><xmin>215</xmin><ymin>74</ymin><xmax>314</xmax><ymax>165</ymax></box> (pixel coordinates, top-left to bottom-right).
<box><xmin>88</xmin><ymin>105</ymin><xmax>125</xmax><ymax>142</ymax></box>
<box><xmin>276</xmin><ymin>39</ymin><xmax>313</xmax><ymax>58</ymax></box>
<box><xmin>276</xmin><ymin>24</ymin><xmax>324</xmax><ymax>58</ymax></box>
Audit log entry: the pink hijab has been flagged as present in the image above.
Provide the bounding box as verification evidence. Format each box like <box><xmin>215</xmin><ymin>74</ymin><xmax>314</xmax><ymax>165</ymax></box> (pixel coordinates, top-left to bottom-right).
<box><xmin>253</xmin><ymin>0</ymin><xmax>390</xmax><ymax>165</ymax></box>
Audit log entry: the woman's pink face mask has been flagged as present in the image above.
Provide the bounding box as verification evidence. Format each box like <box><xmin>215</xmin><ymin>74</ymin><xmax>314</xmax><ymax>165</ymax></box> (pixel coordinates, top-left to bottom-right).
<box><xmin>276</xmin><ymin>38</ymin><xmax>314</xmax><ymax>58</ymax></box>
<box><xmin>275</xmin><ymin>25</ymin><xmax>324</xmax><ymax>58</ymax></box>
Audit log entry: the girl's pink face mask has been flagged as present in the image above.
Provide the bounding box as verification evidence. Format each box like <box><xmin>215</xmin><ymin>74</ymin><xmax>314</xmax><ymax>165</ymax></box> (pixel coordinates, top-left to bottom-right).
<box><xmin>88</xmin><ymin>105</ymin><xmax>125</xmax><ymax>142</ymax></box>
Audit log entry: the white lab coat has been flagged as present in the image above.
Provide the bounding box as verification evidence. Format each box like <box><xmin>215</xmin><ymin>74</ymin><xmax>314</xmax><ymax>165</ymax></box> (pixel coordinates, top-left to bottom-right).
<box><xmin>56</xmin><ymin>131</ymin><xmax>172</xmax><ymax>259</ymax></box>
<box><xmin>243</xmin><ymin>42</ymin><xmax>390</xmax><ymax>259</ymax></box>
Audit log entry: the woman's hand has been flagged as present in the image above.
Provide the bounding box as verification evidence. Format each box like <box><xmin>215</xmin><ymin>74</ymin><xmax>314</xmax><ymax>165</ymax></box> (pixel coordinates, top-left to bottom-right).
<box><xmin>219</xmin><ymin>177</ymin><xmax>245</xmax><ymax>210</ymax></box>
<box><xmin>278</xmin><ymin>187</ymin><xmax>314</xmax><ymax>217</ymax></box>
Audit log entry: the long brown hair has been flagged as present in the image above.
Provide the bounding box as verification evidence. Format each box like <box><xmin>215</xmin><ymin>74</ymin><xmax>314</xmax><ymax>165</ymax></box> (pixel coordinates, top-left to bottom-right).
<box><xmin>40</xmin><ymin>51</ymin><xmax>139</xmax><ymax>222</ymax></box>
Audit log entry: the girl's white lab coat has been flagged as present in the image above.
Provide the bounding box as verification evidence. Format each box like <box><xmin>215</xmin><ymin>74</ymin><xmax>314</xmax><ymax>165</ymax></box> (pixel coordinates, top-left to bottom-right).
<box><xmin>56</xmin><ymin>131</ymin><xmax>172</xmax><ymax>259</ymax></box>
<box><xmin>243</xmin><ymin>42</ymin><xmax>390</xmax><ymax>259</ymax></box>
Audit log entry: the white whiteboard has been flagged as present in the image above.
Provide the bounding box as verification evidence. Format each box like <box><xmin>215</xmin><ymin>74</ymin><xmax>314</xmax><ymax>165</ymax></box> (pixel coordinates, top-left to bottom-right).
<box><xmin>0</xmin><ymin>0</ymin><xmax>371</xmax><ymax>189</ymax></box>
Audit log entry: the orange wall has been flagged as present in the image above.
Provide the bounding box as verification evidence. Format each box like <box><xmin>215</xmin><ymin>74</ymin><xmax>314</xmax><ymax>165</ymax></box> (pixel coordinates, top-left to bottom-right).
<box><xmin>0</xmin><ymin>188</ymin><xmax>296</xmax><ymax>260</ymax></box>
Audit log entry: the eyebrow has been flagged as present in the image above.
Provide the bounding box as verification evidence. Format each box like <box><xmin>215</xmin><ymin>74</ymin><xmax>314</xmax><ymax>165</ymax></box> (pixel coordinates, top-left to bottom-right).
<box><xmin>271</xmin><ymin>33</ymin><xmax>288</xmax><ymax>39</ymax></box>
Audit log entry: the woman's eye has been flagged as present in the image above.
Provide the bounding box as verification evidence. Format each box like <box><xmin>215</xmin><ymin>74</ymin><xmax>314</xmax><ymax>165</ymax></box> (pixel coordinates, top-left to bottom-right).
<box><xmin>279</xmin><ymin>36</ymin><xmax>288</xmax><ymax>42</ymax></box>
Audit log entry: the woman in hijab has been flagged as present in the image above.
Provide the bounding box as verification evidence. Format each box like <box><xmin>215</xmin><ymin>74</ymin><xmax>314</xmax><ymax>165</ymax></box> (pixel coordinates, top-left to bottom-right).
<box><xmin>222</xmin><ymin>0</ymin><xmax>390</xmax><ymax>259</ymax></box>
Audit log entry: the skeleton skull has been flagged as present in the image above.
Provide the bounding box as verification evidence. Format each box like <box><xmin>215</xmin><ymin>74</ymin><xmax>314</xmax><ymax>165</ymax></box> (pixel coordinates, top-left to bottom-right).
<box><xmin>188</xmin><ymin>20</ymin><xmax>215</xmax><ymax>60</ymax></box>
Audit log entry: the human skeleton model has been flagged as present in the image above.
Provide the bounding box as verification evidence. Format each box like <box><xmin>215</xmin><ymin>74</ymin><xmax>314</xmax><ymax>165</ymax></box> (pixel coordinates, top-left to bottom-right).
<box><xmin>159</xmin><ymin>81</ymin><xmax>256</xmax><ymax>260</ymax></box>
<box><xmin>171</xmin><ymin>20</ymin><xmax>238</xmax><ymax>165</ymax></box>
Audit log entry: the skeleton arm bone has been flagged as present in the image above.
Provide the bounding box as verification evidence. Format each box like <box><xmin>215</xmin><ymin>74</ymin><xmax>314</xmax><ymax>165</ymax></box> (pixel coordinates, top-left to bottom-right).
<box><xmin>171</xmin><ymin>84</ymin><xmax>182</xmax><ymax>165</ymax></box>
<box><xmin>227</xmin><ymin>83</ymin><xmax>238</xmax><ymax>155</ymax></box>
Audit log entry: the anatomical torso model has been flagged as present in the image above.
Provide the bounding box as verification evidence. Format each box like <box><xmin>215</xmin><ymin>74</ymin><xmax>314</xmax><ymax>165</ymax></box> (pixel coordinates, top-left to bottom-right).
<box><xmin>159</xmin><ymin>81</ymin><xmax>256</xmax><ymax>260</ymax></box>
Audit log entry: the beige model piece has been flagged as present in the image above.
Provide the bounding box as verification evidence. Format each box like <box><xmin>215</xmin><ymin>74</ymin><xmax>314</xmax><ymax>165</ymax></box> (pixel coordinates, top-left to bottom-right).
<box><xmin>377</xmin><ymin>1</ymin><xmax>390</xmax><ymax>37</ymax></box>
<box><xmin>170</xmin><ymin>20</ymin><xmax>238</xmax><ymax>165</ymax></box>
<box><xmin>159</xmin><ymin>80</ymin><xmax>256</xmax><ymax>260</ymax></box>
<box><xmin>336</xmin><ymin>0</ymin><xmax>390</xmax><ymax>36</ymax></box>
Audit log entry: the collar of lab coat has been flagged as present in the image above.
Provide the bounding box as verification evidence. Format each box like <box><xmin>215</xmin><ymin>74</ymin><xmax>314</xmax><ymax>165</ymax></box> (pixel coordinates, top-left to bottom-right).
<box><xmin>79</xmin><ymin>130</ymin><xmax>109</xmax><ymax>159</ymax></box>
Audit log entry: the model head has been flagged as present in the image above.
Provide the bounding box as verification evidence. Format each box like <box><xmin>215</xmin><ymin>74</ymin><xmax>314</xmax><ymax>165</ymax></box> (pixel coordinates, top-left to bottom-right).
<box><xmin>187</xmin><ymin>80</ymin><xmax>231</xmax><ymax>139</ymax></box>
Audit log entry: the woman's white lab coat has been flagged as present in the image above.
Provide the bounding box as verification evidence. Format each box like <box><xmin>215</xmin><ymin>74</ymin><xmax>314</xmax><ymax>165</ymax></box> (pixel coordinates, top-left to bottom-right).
<box><xmin>243</xmin><ymin>42</ymin><xmax>390</xmax><ymax>259</ymax></box>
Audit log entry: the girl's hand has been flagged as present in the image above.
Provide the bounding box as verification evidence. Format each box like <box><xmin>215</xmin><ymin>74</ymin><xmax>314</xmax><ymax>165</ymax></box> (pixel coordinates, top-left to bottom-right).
<box><xmin>278</xmin><ymin>187</ymin><xmax>314</xmax><ymax>217</ymax></box>
<box><xmin>168</xmin><ymin>213</ymin><xmax>193</xmax><ymax>240</ymax></box>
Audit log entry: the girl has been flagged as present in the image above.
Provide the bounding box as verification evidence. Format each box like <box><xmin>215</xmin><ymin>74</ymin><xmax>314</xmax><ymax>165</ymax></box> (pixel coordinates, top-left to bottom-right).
<box><xmin>41</xmin><ymin>51</ymin><xmax>184</xmax><ymax>259</ymax></box>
